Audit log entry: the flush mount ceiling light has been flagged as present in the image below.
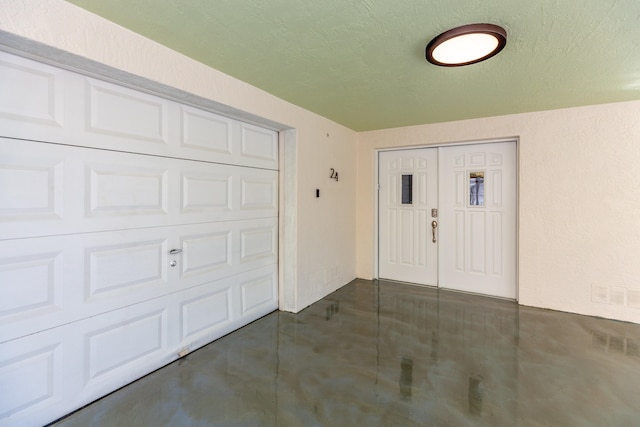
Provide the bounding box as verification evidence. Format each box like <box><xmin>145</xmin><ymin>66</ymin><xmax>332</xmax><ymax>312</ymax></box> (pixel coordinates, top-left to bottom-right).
<box><xmin>426</xmin><ymin>23</ymin><xmax>507</xmax><ymax>67</ymax></box>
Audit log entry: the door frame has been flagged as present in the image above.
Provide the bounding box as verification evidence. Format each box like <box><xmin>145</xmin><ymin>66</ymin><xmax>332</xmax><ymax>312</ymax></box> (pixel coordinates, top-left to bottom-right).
<box><xmin>374</xmin><ymin>138</ymin><xmax>520</xmax><ymax>301</ymax></box>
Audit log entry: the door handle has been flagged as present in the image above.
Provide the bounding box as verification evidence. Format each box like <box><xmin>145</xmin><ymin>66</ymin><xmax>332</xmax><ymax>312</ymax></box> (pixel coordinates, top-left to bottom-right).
<box><xmin>431</xmin><ymin>220</ymin><xmax>437</xmax><ymax>243</ymax></box>
<box><xmin>169</xmin><ymin>249</ymin><xmax>182</xmax><ymax>255</ymax></box>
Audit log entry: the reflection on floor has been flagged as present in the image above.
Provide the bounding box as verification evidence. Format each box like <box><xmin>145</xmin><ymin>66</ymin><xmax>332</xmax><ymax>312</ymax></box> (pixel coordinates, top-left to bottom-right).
<box><xmin>52</xmin><ymin>279</ymin><xmax>640</xmax><ymax>426</ymax></box>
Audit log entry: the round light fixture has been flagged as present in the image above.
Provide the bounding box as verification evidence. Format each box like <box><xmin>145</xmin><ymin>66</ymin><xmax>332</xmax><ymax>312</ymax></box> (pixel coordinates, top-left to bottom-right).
<box><xmin>426</xmin><ymin>24</ymin><xmax>507</xmax><ymax>67</ymax></box>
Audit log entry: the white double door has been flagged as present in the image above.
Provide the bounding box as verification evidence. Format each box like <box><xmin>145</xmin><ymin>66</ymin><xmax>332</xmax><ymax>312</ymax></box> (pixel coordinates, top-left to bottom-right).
<box><xmin>378</xmin><ymin>142</ymin><xmax>516</xmax><ymax>299</ymax></box>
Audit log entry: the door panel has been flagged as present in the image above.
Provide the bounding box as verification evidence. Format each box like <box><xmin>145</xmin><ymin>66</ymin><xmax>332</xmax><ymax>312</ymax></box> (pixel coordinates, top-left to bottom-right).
<box><xmin>378</xmin><ymin>149</ymin><xmax>438</xmax><ymax>285</ymax></box>
<box><xmin>439</xmin><ymin>142</ymin><xmax>516</xmax><ymax>299</ymax></box>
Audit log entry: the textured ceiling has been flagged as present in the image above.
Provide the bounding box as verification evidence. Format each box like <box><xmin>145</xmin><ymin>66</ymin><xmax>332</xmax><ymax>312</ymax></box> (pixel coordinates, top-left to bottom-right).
<box><xmin>66</xmin><ymin>0</ymin><xmax>640</xmax><ymax>131</ymax></box>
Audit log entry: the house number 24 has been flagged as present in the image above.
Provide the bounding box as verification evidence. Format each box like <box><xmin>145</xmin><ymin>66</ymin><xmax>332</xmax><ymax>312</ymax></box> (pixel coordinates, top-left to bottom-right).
<box><xmin>330</xmin><ymin>168</ymin><xmax>339</xmax><ymax>182</ymax></box>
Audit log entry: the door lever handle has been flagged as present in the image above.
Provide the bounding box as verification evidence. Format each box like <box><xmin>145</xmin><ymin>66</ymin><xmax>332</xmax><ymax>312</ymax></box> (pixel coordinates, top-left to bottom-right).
<box><xmin>169</xmin><ymin>249</ymin><xmax>183</xmax><ymax>255</ymax></box>
<box><xmin>431</xmin><ymin>221</ymin><xmax>438</xmax><ymax>243</ymax></box>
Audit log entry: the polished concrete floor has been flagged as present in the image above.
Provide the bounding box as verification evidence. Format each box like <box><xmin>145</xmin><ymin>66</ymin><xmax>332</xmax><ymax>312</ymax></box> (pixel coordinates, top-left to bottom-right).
<box><xmin>52</xmin><ymin>279</ymin><xmax>640</xmax><ymax>426</ymax></box>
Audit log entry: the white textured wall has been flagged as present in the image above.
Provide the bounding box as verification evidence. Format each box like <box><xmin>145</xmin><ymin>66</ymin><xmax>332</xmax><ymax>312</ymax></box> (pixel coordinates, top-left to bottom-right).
<box><xmin>0</xmin><ymin>0</ymin><xmax>357</xmax><ymax>312</ymax></box>
<box><xmin>357</xmin><ymin>101</ymin><xmax>640</xmax><ymax>323</ymax></box>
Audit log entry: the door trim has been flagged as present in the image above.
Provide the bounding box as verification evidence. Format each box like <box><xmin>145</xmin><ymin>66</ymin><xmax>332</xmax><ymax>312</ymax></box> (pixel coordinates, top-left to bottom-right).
<box><xmin>374</xmin><ymin>138</ymin><xmax>519</xmax><ymax>301</ymax></box>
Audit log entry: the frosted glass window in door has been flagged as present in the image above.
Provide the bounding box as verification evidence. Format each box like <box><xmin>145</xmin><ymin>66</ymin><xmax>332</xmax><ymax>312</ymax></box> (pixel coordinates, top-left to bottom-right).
<box><xmin>469</xmin><ymin>172</ymin><xmax>484</xmax><ymax>206</ymax></box>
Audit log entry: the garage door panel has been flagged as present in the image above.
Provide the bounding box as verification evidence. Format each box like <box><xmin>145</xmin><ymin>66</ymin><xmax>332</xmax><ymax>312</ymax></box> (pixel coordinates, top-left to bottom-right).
<box><xmin>0</xmin><ymin>235</ymin><xmax>77</xmax><ymax>343</ymax></box>
<box><xmin>0</xmin><ymin>52</ymin><xmax>278</xmax><ymax>170</ymax></box>
<box><xmin>180</xmin><ymin>105</ymin><xmax>233</xmax><ymax>155</ymax></box>
<box><xmin>180</xmin><ymin>231</ymin><xmax>231</xmax><ymax>277</ymax></box>
<box><xmin>81</xmin><ymin>230</ymin><xmax>173</xmax><ymax>306</ymax></box>
<box><xmin>0</xmin><ymin>229</ymin><xmax>172</xmax><ymax>344</ymax></box>
<box><xmin>181</xmin><ymin>173</ymin><xmax>231</xmax><ymax>213</ymax></box>
<box><xmin>0</xmin><ymin>219</ymin><xmax>277</xmax><ymax>343</ymax></box>
<box><xmin>0</xmin><ymin>153</ymin><xmax>65</xmax><ymax>223</ymax></box>
<box><xmin>240</xmin><ymin>122</ymin><xmax>278</xmax><ymax>164</ymax></box>
<box><xmin>85</xmin><ymin>309</ymin><xmax>168</xmax><ymax>384</ymax></box>
<box><xmin>180</xmin><ymin>161</ymin><xmax>277</xmax><ymax>219</ymax></box>
<box><xmin>177</xmin><ymin>265</ymin><xmax>278</xmax><ymax>352</ymax></box>
<box><xmin>178</xmin><ymin>218</ymin><xmax>278</xmax><ymax>286</ymax></box>
<box><xmin>0</xmin><ymin>333</ymin><xmax>66</xmax><ymax>427</ymax></box>
<box><xmin>63</xmin><ymin>74</ymin><xmax>177</xmax><ymax>156</ymax></box>
<box><xmin>0</xmin><ymin>53</ymin><xmax>67</xmax><ymax>142</ymax></box>
<box><xmin>0</xmin><ymin>139</ymin><xmax>277</xmax><ymax>240</ymax></box>
<box><xmin>75</xmin><ymin>79</ymin><xmax>279</xmax><ymax>169</ymax></box>
<box><xmin>240</xmin><ymin>269</ymin><xmax>278</xmax><ymax>316</ymax></box>
<box><xmin>85</xmin><ymin>79</ymin><xmax>170</xmax><ymax>145</ymax></box>
<box><xmin>0</xmin><ymin>345</ymin><xmax>59</xmax><ymax>418</ymax></box>
<box><xmin>179</xmin><ymin>109</ymin><xmax>278</xmax><ymax>169</ymax></box>
<box><xmin>0</xmin><ymin>301</ymin><xmax>175</xmax><ymax>427</ymax></box>
<box><xmin>241</xmin><ymin>174</ymin><xmax>278</xmax><ymax>211</ymax></box>
<box><xmin>73</xmin><ymin>297</ymin><xmax>181</xmax><ymax>419</ymax></box>
<box><xmin>85</xmin><ymin>238</ymin><xmax>169</xmax><ymax>300</ymax></box>
<box><xmin>180</xmin><ymin>288</ymin><xmax>232</xmax><ymax>342</ymax></box>
<box><xmin>0</xmin><ymin>138</ymin><xmax>83</xmax><ymax>241</ymax></box>
<box><xmin>0</xmin><ymin>263</ymin><xmax>277</xmax><ymax>426</ymax></box>
<box><xmin>86</xmin><ymin>162</ymin><xmax>170</xmax><ymax>218</ymax></box>
<box><xmin>0</xmin><ymin>251</ymin><xmax>63</xmax><ymax>320</ymax></box>
<box><xmin>240</xmin><ymin>224</ymin><xmax>278</xmax><ymax>264</ymax></box>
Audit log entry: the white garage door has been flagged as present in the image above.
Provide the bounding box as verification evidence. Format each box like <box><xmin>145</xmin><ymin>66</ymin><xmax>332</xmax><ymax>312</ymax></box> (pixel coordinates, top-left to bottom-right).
<box><xmin>0</xmin><ymin>52</ymin><xmax>279</xmax><ymax>427</ymax></box>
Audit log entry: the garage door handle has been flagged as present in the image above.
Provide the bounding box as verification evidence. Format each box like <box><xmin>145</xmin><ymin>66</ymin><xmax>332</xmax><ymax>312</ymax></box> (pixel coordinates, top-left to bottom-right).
<box><xmin>169</xmin><ymin>249</ymin><xmax>183</xmax><ymax>255</ymax></box>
